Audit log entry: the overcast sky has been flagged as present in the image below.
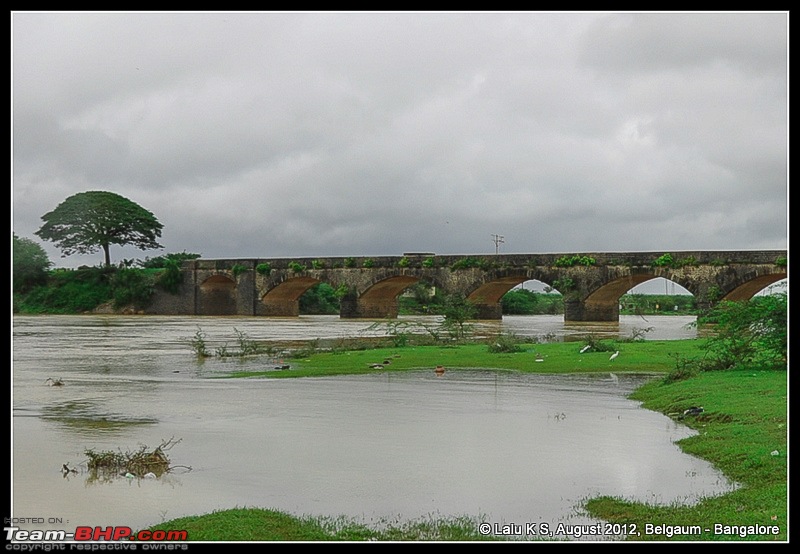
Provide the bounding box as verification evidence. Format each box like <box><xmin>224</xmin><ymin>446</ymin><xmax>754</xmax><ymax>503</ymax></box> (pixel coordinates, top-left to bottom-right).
<box><xmin>12</xmin><ymin>11</ymin><xmax>788</xmax><ymax>273</ymax></box>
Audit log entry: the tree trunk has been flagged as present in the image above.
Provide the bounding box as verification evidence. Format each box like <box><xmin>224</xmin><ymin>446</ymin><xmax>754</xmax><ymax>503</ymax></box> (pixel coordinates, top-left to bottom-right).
<box><xmin>103</xmin><ymin>243</ymin><xmax>111</xmax><ymax>267</ymax></box>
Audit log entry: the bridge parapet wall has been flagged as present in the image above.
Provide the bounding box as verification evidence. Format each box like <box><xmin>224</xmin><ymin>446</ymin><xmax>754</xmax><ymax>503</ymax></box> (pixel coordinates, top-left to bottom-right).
<box><xmin>171</xmin><ymin>251</ymin><xmax>786</xmax><ymax>321</ymax></box>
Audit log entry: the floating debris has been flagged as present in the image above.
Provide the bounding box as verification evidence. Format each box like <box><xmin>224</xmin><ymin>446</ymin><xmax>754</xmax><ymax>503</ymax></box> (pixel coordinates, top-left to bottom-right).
<box><xmin>84</xmin><ymin>437</ymin><xmax>185</xmax><ymax>480</ymax></box>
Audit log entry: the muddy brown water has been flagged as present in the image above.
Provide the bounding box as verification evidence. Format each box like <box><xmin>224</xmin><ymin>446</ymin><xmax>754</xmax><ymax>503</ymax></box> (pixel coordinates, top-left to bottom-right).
<box><xmin>11</xmin><ymin>314</ymin><xmax>733</xmax><ymax>540</ymax></box>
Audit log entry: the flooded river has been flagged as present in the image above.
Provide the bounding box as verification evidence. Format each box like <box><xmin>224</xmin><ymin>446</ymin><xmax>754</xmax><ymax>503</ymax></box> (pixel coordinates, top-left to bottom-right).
<box><xmin>11</xmin><ymin>314</ymin><xmax>734</xmax><ymax>540</ymax></box>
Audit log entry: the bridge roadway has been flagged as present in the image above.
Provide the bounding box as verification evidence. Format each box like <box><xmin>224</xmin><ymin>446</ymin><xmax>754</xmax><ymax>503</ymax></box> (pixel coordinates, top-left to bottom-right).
<box><xmin>149</xmin><ymin>250</ymin><xmax>787</xmax><ymax>322</ymax></box>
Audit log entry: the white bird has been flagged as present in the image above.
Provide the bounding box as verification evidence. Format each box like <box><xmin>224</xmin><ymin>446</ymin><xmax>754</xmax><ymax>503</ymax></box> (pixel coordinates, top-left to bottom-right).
<box><xmin>609</xmin><ymin>351</ymin><xmax>620</xmax><ymax>361</ymax></box>
<box><xmin>143</xmin><ymin>472</ymin><xmax>157</xmax><ymax>479</ymax></box>
<box><xmin>579</xmin><ymin>345</ymin><xmax>591</xmax><ymax>354</ymax></box>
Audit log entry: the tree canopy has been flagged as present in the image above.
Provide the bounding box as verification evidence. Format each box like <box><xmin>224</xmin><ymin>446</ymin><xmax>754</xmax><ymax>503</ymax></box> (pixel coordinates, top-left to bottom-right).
<box><xmin>698</xmin><ymin>293</ymin><xmax>787</xmax><ymax>371</ymax></box>
<box><xmin>13</xmin><ymin>234</ymin><xmax>52</xmax><ymax>293</ymax></box>
<box><xmin>35</xmin><ymin>191</ymin><xmax>164</xmax><ymax>267</ymax></box>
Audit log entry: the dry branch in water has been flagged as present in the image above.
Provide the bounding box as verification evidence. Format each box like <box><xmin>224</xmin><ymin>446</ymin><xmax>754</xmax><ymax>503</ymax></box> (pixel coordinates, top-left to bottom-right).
<box><xmin>84</xmin><ymin>437</ymin><xmax>186</xmax><ymax>479</ymax></box>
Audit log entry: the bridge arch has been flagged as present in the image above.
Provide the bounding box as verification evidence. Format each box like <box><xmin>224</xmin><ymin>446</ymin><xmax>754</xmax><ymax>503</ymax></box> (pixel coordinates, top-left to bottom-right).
<box><xmin>198</xmin><ymin>274</ymin><xmax>237</xmax><ymax>315</ymax></box>
<box><xmin>573</xmin><ymin>272</ymin><xmax>695</xmax><ymax>322</ymax></box>
<box><xmin>720</xmin><ymin>271</ymin><xmax>787</xmax><ymax>302</ymax></box>
<box><xmin>259</xmin><ymin>276</ymin><xmax>321</xmax><ymax>317</ymax></box>
<box><xmin>460</xmin><ymin>268</ymin><xmax>565</xmax><ymax>319</ymax></box>
<box><xmin>174</xmin><ymin>251</ymin><xmax>787</xmax><ymax>322</ymax></box>
<box><xmin>341</xmin><ymin>275</ymin><xmax>422</xmax><ymax>318</ymax></box>
<box><xmin>464</xmin><ymin>275</ymin><xmax>528</xmax><ymax>320</ymax></box>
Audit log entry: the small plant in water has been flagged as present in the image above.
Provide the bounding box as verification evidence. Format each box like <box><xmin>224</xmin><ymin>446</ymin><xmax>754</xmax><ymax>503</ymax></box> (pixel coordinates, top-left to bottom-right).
<box><xmin>626</xmin><ymin>326</ymin><xmax>654</xmax><ymax>342</ymax></box>
<box><xmin>234</xmin><ymin>328</ymin><xmax>262</xmax><ymax>356</ymax></box>
<box><xmin>190</xmin><ymin>327</ymin><xmax>210</xmax><ymax>357</ymax></box>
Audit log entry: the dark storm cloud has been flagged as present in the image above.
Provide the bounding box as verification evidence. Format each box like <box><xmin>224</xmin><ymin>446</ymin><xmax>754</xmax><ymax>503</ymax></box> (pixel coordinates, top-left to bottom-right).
<box><xmin>12</xmin><ymin>11</ymin><xmax>787</xmax><ymax>267</ymax></box>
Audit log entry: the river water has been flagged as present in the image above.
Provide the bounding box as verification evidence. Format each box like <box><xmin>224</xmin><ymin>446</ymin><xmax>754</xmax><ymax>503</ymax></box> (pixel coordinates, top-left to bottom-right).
<box><xmin>10</xmin><ymin>314</ymin><xmax>734</xmax><ymax>540</ymax></box>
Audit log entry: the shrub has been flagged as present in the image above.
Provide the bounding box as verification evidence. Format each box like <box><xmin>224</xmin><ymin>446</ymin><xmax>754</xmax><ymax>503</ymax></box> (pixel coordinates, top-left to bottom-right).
<box><xmin>553</xmin><ymin>255</ymin><xmax>596</xmax><ymax>267</ymax></box>
<box><xmin>577</xmin><ymin>334</ymin><xmax>617</xmax><ymax>353</ymax></box>
<box><xmin>157</xmin><ymin>259</ymin><xmax>183</xmax><ymax>294</ymax></box>
<box><xmin>696</xmin><ymin>293</ymin><xmax>787</xmax><ymax>371</ymax></box>
<box><xmin>488</xmin><ymin>333</ymin><xmax>524</xmax><ymax>353</ymax></box>
<box><xmin>139</xmin><ymin>251</ymin><xmax>201</xmax><ymax>269</ymax></box>
<box><xmin>674</xmin><ymin>256</ymin><xmax>699</xmax><ymax>268</ymax></box>
<box><xmin>231</xmin><ymin>264</ymin><xmax>248</xmax><ymax>278</ymax></box>
<box><xmin>256</xmin><ymin>263</ymin><xmax>272</xmax><ymax>276</ymax></box>
<box><xmin>13</xmin><ymin>234</ymin><xmax>52</xmax><ymax>294</ymax></box>
<box><xmin>450</xmin><ymin>257</ymin><xmax>489</xmax><ymax>271</ymax></box>
<box><xmin>111</xmin><ymin>268</ymin><xmax>154</xmax><ymax>309</ymax></box>
<box><xmin>299</xmin><ymin>283</ymin><xmax>341</xmax><ymax>315</ymax></box>
<box><xmin>289</xmin><ymin>261</ymin><xmax>306</xmax><ymax>273</ymax></box>
<box><xmin>651</xmin><ymin>253</ymin><xmax>674</xmax><ymax>267</ymax></box>
<box><xmin>552</xmin><ymin>277</ymin><xmax>574</xmax><ymax>292</ymax></box>
<box><xmin>190</xmin><ymin>327</ymin><xmax>210</xmax><ymax>357</ymax></box>
<box><xmin>663</xmin><ymin>353</ymin><xmax>700</xmax><ymax>383</ymax></box>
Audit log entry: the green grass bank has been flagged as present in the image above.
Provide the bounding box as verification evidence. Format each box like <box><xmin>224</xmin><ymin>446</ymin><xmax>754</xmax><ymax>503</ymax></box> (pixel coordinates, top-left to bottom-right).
<box><xmin>142</xmin><ymin>338</ymin><xmax>787</xmax><ymax>541</ymax></box>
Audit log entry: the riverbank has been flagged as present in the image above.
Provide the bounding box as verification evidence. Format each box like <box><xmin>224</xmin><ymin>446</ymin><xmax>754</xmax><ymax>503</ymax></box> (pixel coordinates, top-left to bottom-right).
<box><xmin>221</xmin><ymin>338</ymin><xmax>707</xmax><ymax>379</ymax></box>
<box><xmin>145</xmin><ymin>340</ymin><xmax>787</xmax><ymax>542</ymax></box>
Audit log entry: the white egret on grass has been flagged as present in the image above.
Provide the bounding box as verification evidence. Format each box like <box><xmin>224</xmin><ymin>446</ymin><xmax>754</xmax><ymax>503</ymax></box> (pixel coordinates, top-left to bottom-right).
<box><xmin>609</xmin><ymin>351</ymin><xmax>620</xmax><ymax>361</ymax></box>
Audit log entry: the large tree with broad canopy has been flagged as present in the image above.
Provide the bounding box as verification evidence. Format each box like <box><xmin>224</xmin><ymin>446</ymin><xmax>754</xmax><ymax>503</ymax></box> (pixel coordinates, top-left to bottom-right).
<box><xmin>36</xmin><ymin>191</ymin><xmax>164</xmax><ymax>267</ymax></box>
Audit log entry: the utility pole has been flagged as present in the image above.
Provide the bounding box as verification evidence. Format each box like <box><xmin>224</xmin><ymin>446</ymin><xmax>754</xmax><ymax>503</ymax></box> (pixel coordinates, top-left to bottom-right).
<box><xmin>491</xmin><ymin>234</ymin><xmax>505</xmax><ymax>255</ymax></box>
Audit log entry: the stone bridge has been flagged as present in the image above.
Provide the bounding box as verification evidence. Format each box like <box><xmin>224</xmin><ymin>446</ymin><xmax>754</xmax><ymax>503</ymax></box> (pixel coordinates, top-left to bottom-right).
<box><xmin>152</xmin><ymin>250</ymin><xmax>787</xmax><ymax>322</ymax></box>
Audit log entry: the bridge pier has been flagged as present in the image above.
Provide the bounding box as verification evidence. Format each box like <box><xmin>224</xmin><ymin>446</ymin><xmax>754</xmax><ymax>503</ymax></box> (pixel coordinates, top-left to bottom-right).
<box><xmin>472</xmin><ymin>303</ymin><xmax>503</xmax><ymax>320</ymax></box>
<box><xmin>564</xmin><ymin>299</ymin><xmax>619</xmax><ymax>322</ymax></box>
<box><xmin>340</xmin><ymin>298</ymin><xmax>399</xmax><ymax>319</ymax></box>
<box><xmin>161</xmin><ymin>252</ymin><xmax>786</xmax><ymax>322</ymax></box>
<box><xmin>259</xmin><ymin>298</ymin><xmax>300</xmax><ymax>317</ymax></box>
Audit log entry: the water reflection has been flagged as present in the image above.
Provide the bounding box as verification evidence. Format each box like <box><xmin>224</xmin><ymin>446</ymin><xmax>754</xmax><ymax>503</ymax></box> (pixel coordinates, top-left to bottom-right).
<box><xmin>11</xmin><ymin>314</ymin><xmax>731</xmax><ymax>540</ymax></box>
<box><xmin>40</xmin><ymin>400</ymin><xmax>158</xmax><ymax>432</ymax></box>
